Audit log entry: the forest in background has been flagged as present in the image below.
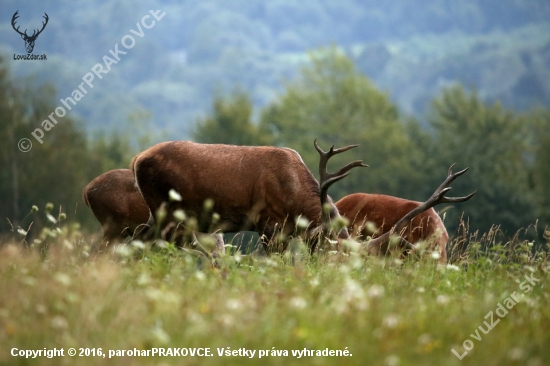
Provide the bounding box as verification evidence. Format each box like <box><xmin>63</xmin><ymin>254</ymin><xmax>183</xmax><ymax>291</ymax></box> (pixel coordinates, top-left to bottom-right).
<box><xmin>1</xmin><ymin>47</ymin><xmax>550</xmax><ymax>245</ymax></box>
<box><xmin>1</xmin><ymin>1</ymin><xmax>550</xmax><ymax>246</ymax></box>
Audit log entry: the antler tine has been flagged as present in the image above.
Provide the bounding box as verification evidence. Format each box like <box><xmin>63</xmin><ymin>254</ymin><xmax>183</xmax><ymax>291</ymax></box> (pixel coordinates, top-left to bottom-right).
<box><xmin>314</xmin><ymin>139</ymin><xmax>360</xmax><ymax>156</ymax></box>
<box><xmin>432</xmin><ymin>163</ymin><xmax>457</xmax><ymax>193</ymax></box>
<box><xmin>37</xmin><ymin>13</ymin><xmax>49</xmax><ymax>35</ymax></box>
<box><xmin>314</xmin><ymin>139</ymin><xmax>367</xmax><ymax>182</ymax></box>
<box><xmin>433</xmin><ymin>164</ymin><xmax>474</xmax><ymax>203</ymax></box>
<box><xmin>447</xmin><ymin>163</ymin><xmax>456</xmax><ymax>176</ymax></box>
<box><xmin>314</xmin><ymin>138</ymin><xmax>368</xmax><ymax>209</ymax></box>
<box><xmin>320</xmin><ymin>160</ymin><xmax>369</xmax><ymax>192</ymax></box>
<box><xmin>441</xmin><ymin>191</ymin><xmax>476</xmax><ymax>204</ymax></box>
<box><xmin>314</xmin><ymin>138</ymin><xmax>336</xmax><ymax>184</ymax></box>
<box><xmin>32</xmin><ymin>13</ymin><xmax>49</xmax><ymax>37</ymax></box>
<box><xmin>331</xmin><ymin>143</ymin><xmax>360</xmax><ymax>154</ymax></box>
<box><xmin>11</xmin><ymin>11</ymin><xmax>25</xmax><ymax>36</ymax></box>
<box><xmin>445</xmin><ymin>164</ymin><xmax>468</xmax><ymax>185</ymax></box>
<box><xmin>319</xmin><ymin>172</ymin><xmax>350</xmax><ymax>203</ymax></box>
<box><xmin>333</xmin><ymin>160</ymin><xmax>369</xmax><ymax>178</ymax></box>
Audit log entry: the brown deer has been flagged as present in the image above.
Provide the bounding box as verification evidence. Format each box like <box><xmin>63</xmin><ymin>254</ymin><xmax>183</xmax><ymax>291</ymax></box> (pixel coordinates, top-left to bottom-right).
<box><xmin>131</xmin><ymin>140</ymin><xmax>367</xmax><ymax>253</ymax></box>
<box><xmin>82</xmin><ymin>169</ymin><xmax>150</xmax><ymax>244</ymax></box>
<box><xmin>336</xmin><ymin>194</ymin><xmax>449</xmax><ymax>262</ymax></box>
<box><xmin>85</xmin><ymin>144</ymin><xmax>473</xmax><ymax>262</ymax></box>
<box><xmin>337</xmin><ymin>165</ymin><xmax>475</xmax><ymax>263</ymax></box>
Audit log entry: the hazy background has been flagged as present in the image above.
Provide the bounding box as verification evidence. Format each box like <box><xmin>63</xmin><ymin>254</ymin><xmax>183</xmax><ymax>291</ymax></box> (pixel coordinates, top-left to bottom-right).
<box><xmin>1</xmin><ymin>0</ymin><xmax>549</xmax><ymax>135</ymax></box>
<box><xmin>1</xmin><ymin>0</ymin><xmax>549</xmax><ymax>242</ymax></box>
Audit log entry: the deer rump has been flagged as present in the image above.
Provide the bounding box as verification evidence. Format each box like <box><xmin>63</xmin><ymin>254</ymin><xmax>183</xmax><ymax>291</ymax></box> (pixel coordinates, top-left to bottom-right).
<box><xmin>132</xmin><ymin>141</ymin><xmax>327</xmax><ymax>247</ymax></box>
<box><xmin>82</xmin><ymin>169</ymin><xmax>150</xmax><ymax>243</ymax></box>
<box><xmin>336</xmin><ymin>193</ymin><xmax>448</xmax><ymax>262</ymax></box>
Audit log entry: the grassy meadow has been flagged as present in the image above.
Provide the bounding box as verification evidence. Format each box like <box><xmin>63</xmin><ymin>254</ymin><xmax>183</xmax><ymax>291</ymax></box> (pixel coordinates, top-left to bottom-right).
<box><xmin>0</xmin><ymin>217</ymin><xmax>549</xmax><ymax>366</ymax></box>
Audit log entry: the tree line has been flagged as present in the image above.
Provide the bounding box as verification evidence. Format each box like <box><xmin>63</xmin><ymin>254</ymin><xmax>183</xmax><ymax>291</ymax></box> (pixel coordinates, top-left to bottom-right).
<box><xmin>2</xmin><ymin>0</ymin><xmax>548</xmax><ymax>140</ymax></box>
<box><xmin>1</xmin><ymin>49</ymin><xmax>549</xmax><ymax>243</ymax></box>
<box><xmin>194</xmin><ymin>48</ymin><xmax>550</xmax><ymax>239</ymax></box>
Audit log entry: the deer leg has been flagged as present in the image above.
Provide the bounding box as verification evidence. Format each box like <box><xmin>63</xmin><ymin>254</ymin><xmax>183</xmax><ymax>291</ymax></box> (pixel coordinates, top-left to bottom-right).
<box><xmin>257</xmin><ymin>220</ymin><xmax>286</xmax><ymax>254</ymax></box>
<box><xmin>366</xmin><ymin>231</ymin><xmax>415</xmax><ymax>256</ymax></box>
<box><xmin>211</xmin><ymin>233</ymin><xmax>226</xmax><ymax>258</ymax></box>
<box><xmin>132</xmin><ymin>212</ymin><xmax>155</xmax><ymax>241</ymax></box>
<box><xmin>102</xmin><ymin>220</ymin><xmax>127</xmax><ymax>246</ymax></box>
<box><xmin>191</xmin><ymin>231</ymin><xmax>215</xmax><ymax>260</ymax></box>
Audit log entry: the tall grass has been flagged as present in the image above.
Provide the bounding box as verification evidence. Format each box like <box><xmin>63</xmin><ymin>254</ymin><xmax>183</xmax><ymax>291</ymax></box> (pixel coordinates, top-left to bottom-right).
<box><xmin>0</xmin><ymin>217</ymin><xmax>548</xmax><ymax>366</ymax></box>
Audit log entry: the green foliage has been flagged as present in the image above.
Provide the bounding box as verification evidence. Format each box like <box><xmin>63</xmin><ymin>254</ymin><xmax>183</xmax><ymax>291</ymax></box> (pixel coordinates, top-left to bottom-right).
<box><xmin>192</xmin><ymin>51</ymin><xmax>550</xmax><ymax>237</ymax></box>
<box><xmin>86</xmin><ymin>131</ymin><xmax>134</xmax><ymax>176</ymax></box>
<box><xmin>2</xmin><ymin>0</ymin><xmax>549</xmax><ymax>138</ymax></box>
<box><xmin>422</xmin><ymin>86</ymin><xmax>537</xmax><ymax>234</ymax></box>
<box><xmin>531</xmin><ymin>110</ymin><xmax>550</xmax><ymax>225</ymax></box>
<box><xmin>4</xmin><ymin>44</ymin><xmax>549</xmax><ymax>244</ymax></box>
<box><xmin>260</xmin><ymin>47</ymin><xmax>417</xmax><ymax>199</ymax></box>
<box><xmin>0</xmin><ymin>59</ymin><xmax>135</xmax><ymax>237</ymax></box>
<box><xmin>0</xmin><ymin>59</ymin><xmax>85</xmax><ymax>234</ymax></box>
<box><xmin>193</xmin><ymin>91</ymin><xmax>273</xmax><ymax>146</ymax></box>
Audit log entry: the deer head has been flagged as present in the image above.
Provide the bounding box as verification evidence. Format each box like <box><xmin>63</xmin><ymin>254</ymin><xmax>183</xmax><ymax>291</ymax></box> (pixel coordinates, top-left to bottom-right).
<box><xmin>12</xmin><ymin>11</ymin><xmax>49</xmax><ymax>54</ymax></box>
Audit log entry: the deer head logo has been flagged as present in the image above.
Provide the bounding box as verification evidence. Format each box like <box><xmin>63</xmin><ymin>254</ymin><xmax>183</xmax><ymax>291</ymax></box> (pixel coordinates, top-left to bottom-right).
<box><xmin>12</xmin><ymin>11</ymin><xmax>49</xmax><ymax>54</ymax></box>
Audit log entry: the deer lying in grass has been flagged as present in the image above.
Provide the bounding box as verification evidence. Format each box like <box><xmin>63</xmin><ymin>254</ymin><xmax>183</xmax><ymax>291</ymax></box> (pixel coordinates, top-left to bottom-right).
<box><xmin>336</xmin><ymin>194</ymin><xmax>449</xmax><ymax>262</ymax></box>
<box><xmin>131</xmin><ymin>140</ymin><xmax>367</xmax><ymax>254</ymax></box>
<box><xmin>82</xmin><ymin>169</ymin><xmax>150</xmax><ymax>245</ymax></box>
<box><xmin>336</xmin><ymin>165</ymin><xmax>475</xmax><ymax>263</ymax></box>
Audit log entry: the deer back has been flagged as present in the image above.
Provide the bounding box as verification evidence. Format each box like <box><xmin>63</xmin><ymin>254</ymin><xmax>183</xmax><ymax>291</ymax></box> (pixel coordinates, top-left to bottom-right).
<box><xmin>132</xmin><ymin>141</ymin><xmax>324</xmax><ymax>235</ymax></box>
<box><xmin>335</xmin><ymin>193</ymin><xmax>448</xmax><ymax>246</ymax></box>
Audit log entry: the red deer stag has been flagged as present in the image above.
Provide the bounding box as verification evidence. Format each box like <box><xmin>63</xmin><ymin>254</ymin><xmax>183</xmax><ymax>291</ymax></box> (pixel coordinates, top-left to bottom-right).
<box><xmin>339</xmin><ymin>164</ymin><xmax>475</xmax><ymax>263</ymax></box>
<box><xmin>336</xmin><ymin>194</ymin><xmax>449</xmax><ymax>262</ymax></box>
<box><xmin>82</xmin><ymin>169</ymin><xmax>150</xmax><ymax>244</ymax></box>
<box><xmin>131</xmin><ymin>140</ymin><xmax>367</xmax><ymax>253</ymax></box>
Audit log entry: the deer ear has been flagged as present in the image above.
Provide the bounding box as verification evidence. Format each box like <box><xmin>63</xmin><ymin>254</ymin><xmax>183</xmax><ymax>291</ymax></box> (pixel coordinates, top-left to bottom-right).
<box><xmin>20</xmin><ymin>34</ymin><xmax>25</xmax><ymax>40</ymax></box>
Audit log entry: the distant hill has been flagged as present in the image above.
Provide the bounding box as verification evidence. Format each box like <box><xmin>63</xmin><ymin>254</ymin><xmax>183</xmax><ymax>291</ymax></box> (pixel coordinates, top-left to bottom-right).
<box><xmin>1</xmin><ymin>0</ymin><xmax>549</xmax><ymax>137</ymax></box>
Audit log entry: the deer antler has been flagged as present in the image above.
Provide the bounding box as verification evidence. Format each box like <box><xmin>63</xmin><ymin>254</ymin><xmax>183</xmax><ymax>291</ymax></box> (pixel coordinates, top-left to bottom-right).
<box><xmin>11</xmin><ymin>11</ymin><xmax>48</xmax><ymax>39</ymax></box>
<box><xmin>11</xmin><ymin>11</ymin><xmax>26</xmax><ymax>37</ymax></box>
<box><xmin>33</xmin><ymin>13</ymin><xmax>49</xmax><ymax>38</ymax></box>
<box><xmin>366</xmin><ymin>164</ymin><xmax>476</xmax><ymax>255</ymax></box>
<box><xmin>314</xmin><ymin>139</ymin><xmax>368</xmax><ymax>215</ymax></box>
